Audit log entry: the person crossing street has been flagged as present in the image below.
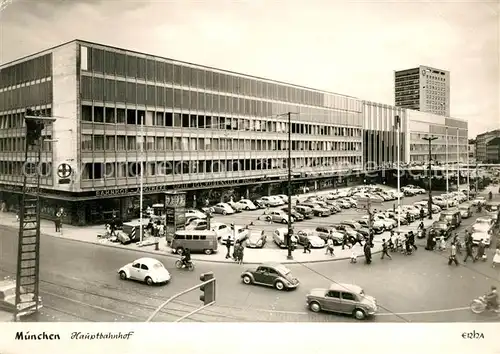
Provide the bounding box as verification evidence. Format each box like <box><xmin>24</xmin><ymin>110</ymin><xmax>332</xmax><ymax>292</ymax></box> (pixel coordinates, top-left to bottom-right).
<box><xmin>381</xmin><ymin>239</ymin><xmax>392</xmax><ymax>260</ymax></box>
<box><xmin>448</xmin><ymin>242</ymin><xmax>459</xmax><ymax>266</ymax></box>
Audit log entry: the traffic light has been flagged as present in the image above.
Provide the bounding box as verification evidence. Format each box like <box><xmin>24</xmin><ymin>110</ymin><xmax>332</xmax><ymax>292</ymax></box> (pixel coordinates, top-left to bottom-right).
<box><xmin>199</xmin><ymin>272</ymin><xmax>215</xmax><ymax>305</ymax></box>
<box><xmin>25</xmin><ymin>109</ymin><xmax>44</xmax><ymax>146</ymax></box>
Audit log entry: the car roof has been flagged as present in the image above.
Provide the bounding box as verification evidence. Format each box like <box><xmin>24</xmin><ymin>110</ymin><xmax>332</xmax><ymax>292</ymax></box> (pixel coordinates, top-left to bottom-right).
<box><xmin>329</xmin><ymin>283</ymin><xmax>363</xmax><ymax>294</ymax></box>
<box><xmin>259</xmin><ymin>262</ymin><xmax>286</xmax><ymax>269</ymax></box>
<box><xmin>133</xmin><ymin>257</ymin><xmax>161</xmax><ymax>265</ymax></box>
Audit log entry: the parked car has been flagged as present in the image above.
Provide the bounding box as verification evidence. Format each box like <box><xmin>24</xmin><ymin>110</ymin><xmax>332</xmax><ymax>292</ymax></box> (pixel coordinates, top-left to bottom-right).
<box><xmin>268</xmin><ymin>210</ymin><xmax>294</xmax><ymax>224</ymax></box>
<box><xmin>294</xmin><ymin>205</ymin><xmax>313</xmax><ymax>219</ymax></box>
<box><xmin>227</xmin><ymin>201</ymin><xmax>244</xmax><ymax>213</ymax></box>
<box><xmin>185</xmin><ymin>218</ymin><xmax>208</xmax><ymax>231</ymax></box>
<box><xmin>306</xmin><ymin>283</ymin><xmax>377</xmax><ymax>320</ymax></box>
<box><xmin>458</xmin><ymin>205</ymin><xmax>473</xmax><ymax>219</ymax></box>
<box><xmin>383</xmin><ymin>211</ymin><xmax>409</xmax><ymax>225</ymax></box>
<box><xmin>275</xmin><ymin>195</ymin><xmax>289</xmax><ymax>204</ymax></box>
<box><xmin>373</xmin><ymin>214</ymin><xmax>397</xmax><ymax>230</ymax></box>
<box><xmin>358</xmin><ymin>216</ymin><xmax>384</xmax><ymax>234</ymax></box>
<box><xmin>281</xmin><ymin>207</ymin><xmax>304</xmax><ymax>221</ymax></box>
<box><xmin>471</xmin><ymin>196</ymin><xmax>486</xmax><ymax>206</ymax></box>
<box><xmin>315</xmin><ymin>200</ymin><xmax>339</xmax><ymax>214</ymax></box>
<box><xmin>213</xmin><ymin>203</ymin><xmax>235</xmax><ymax>215</ymax></box>
<box><xmin>210</xmin><ymin>222</ymin><xmax>232</xmax><ymax>240</ymax></box>
<box><xmin>220</xmin><ymin>225</ymin><xmax>249</xmax><ymax>245</ymax></box>
<box><xmin>296</xmin><ymin>230</ymin><xmax>326</xmax><ymax>248</ymax></box>
<box><xmin>272</xmin><ymin>228</ymin><xmax>297</xmax><ymax>248</ymax></box>
<box><xmin>253</xmin><ymin>199</ymin><xmax>267</xmax><ymax>209</ymax></box>
<box><xmin>261</xmin><ymin>196</ymin><xmax>284</xmax><ymax>207</ymax></box>
<box><xmin>314</xmin><ymin>227</ymin><xmax>344</xmax><ymax>245</ymax></box>
<box><xmin>336</xmin><ymin>199</ymin><xmax>351</xmax><ymax>209</ymax></box>
<box><xmin>324</xmin><ymin>200</ymin><xmax>342</xmax><ymax>212</ymax></box>
<box><xmin>299</xmin><ymin>202</ymin><xmax>331</xmax><ymax>217</ymax></box>
<box><xmin>118</xmin><ymin>257</ymin><xmax>171</xmax><ymax>286</ymax></box>
<box><xmin>472</xmin><ymin>217</ymin><xmax>495</xmax><ymax>234</ymax></box>
<box><xmin>239</xmin><ymin>199</ymin><xmax>258</xmax><ymax>210</ymax></box>
<box><xmin>241</xmin><ymin>263</ymin><xmax>299</xmax><ymax>291</ymax></box>
<box><xmin>245</xmin><ymin>231</ymin><xmax>267</xmax><ymax>248</ymax></box>
<box><xmin>185</xmin><ymin>209</ymin><xmax>207</xmax><ymax>220</ymax></box>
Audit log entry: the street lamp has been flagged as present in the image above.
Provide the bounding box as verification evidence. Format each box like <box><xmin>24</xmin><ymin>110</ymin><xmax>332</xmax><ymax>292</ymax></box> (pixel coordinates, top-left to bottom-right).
<box><xmin>395</xmin><ymin>115</ymin><xmax>401</xmax><ymax>232</ymax></box>
<box><xmin>445</xmin><ymin>127</ymin><xmax>449</xmax><ymax>207</ymax></box>
<box><xmin>422</xmin><ymin>135</ymin><xmax>438</xmax><ymax>219</ymax></box>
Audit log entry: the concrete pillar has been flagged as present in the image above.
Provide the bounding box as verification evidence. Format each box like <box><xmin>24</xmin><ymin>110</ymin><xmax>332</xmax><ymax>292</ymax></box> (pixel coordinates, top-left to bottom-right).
<box><xmin>267</xmin><ymin>184</ymin><xmax>272</xmax><ymax>196</ymax></box>
<box><xmin>314</xmin><ymin>180</ymin><xmax>318</xmax><ymax>190</ymax></box>
<box><xmin>246</xmin><ymin>188</ymin><xmax>250</xmax><ymax>199</ymax></box>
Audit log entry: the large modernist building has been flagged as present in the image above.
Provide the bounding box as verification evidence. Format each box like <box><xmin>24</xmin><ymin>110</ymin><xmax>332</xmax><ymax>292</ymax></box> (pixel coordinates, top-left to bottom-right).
<box><xmin>476</xmin><ymin>129</ymin><xmax>500</xmax><ymax>162</ymax></box>
<box><xmin>0</xmin><ymin>40</ymin><xmax>468</xmax><ymax>225</ymax></box>
<box><xmin>394</xmin><ymin>65</ymin><xmax>450</xmax><ymax>117</ymax></box>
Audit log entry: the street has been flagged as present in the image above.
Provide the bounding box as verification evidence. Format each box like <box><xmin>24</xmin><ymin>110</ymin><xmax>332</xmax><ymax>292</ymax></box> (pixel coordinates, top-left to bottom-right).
<box><xmin>1</xmin><ymin>188</ymin><xmax>500</xmax><ymax>322</ymax></box>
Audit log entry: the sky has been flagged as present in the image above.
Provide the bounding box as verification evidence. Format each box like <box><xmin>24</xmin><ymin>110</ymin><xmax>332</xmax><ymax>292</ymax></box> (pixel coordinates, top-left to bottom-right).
<box><xmin>0</xmin><ymin>0</ymin><xmax>498</xmax><ymax>137</ymax></box>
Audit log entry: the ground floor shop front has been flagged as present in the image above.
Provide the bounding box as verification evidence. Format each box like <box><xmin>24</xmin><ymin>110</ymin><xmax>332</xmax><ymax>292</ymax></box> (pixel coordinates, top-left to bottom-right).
<box><xmin>0</xmin><ymin>173</ymin><xmax>368</xmax><ymax>226</ymax></box>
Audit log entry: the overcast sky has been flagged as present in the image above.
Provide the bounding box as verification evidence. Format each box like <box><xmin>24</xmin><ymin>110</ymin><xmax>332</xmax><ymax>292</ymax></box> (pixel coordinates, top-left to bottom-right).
<box><xmin>0</xmin><ymin>0</ymin><xmax>498</xmax><ymax>137</ymax></box>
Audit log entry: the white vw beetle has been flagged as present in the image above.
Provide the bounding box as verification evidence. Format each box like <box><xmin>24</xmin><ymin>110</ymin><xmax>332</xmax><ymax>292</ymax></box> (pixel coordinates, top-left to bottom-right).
<box><xmin>118</xmin><ymin>257</ymin><xmax>171</xmax><ymax>286</ymax></box>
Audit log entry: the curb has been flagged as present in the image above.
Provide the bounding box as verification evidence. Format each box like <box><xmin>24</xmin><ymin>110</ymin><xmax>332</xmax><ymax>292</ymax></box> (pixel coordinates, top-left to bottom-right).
<box><xmin>0</xmin><ymin>223</ymin><xmax>381</xmax><ymax>265</ymax></box>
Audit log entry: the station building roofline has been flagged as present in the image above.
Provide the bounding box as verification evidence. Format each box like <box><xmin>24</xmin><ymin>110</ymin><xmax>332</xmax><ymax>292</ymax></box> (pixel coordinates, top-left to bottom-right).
<box><xmin>1</xmin><ymin>38</ymin><xmax>358</xmax><ymax>101</ymax></box>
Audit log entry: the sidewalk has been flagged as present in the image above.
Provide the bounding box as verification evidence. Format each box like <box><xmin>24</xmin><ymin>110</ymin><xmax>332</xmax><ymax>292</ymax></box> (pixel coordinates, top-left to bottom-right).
<box><xmin>0</xmin><ymin>207</ymin><xmax>439</xmax><ymax>264</ymax></box>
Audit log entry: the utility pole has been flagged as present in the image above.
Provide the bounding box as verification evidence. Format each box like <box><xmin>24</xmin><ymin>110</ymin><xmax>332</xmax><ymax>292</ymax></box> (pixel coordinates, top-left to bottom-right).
<box><xmin>139</xmin><ymin>116</ymin><xmax>144</xmax><ymax>243</ymax></box>
<box><xmin>395</xmin><ymin>115</ymin><xmax>401</xmax><ymax>232</ymax></box>
<box><xmin>445</xmin><ymin>127</ymin><xmax>449</xmax><ymax>208</ymax></box>
<box><xmin>367</xmin><ymin>198</ymin><xmax>373</xmax><ymax>244</ymax></box>
<box><xmin>466</xmin><ymin>143</ymin><xmax>470</xmax><ymax>200</ymax></box>
<box><xmin>456</xmin><ymin>129</ymin><xmax>460</xmax><ymax>190</ymax></box>
<box><xmin>475</xmin><ymin>162</ymin><xmax>479</xmax><ymax>192</ymax></box>
<box><xmin>422</xmin><ymin>136</ymin><xmax>438</xmax><ymax>219</ymax></box>
<box><xmin>286</xmin><ymin>112</ymin><xmax>293</xmax><ymax>260</ymax></box>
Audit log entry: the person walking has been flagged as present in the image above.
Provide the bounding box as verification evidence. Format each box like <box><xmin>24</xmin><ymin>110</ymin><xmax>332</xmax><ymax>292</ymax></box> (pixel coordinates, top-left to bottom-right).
<box><xmin>420</xmin><ymin>208</ymin><xmax>425</xmax><ymax>221</ymax></box>
<box><xmin>237</xmin><ymin>244</ymin><xmax>244</xmax><ymax>264</ymax></box>
<box><xmin>474</xmin><ymin>240</ymin><xmax>486</xmax><ymax>262</ymax></box>
<box><xmin>303</xmin><ymin>239</ymin><xmax>311</xmax><ymax>254</ymax></box>
<box><xmin>225</xmin><ymin>235</ymin><xmax>232</xmax><ymax>259</ymax></box>
<box><xmin>492</xmin><ymin>248</ymin><xmax>500</xmax><ymax>268</ymax></box>
<box><xmin>408</xmin><ymin>231</ymin><xmax>417</xmax><ymax>251</ymax></box>
<box><xmin>341</xmin><ymin>233</ymin><xmax>351</xmax><ymax>250</ymax></box>
<box><xmin>381</xmin><ymin>239</ymin><xmax>392</xmax><ymax>260</ymax></box>
<box><xmin>448</xmin><ymin>242</ymin><xmax>459</xmax><ymax>266</ymax></box>
<box><xmin>463</xmin><ymin>241</ymin><xmax>474</xmax><ymax>263</ymax></box>
<box><xmin>364</xmin><ymin>242</ymin><xmax>372</xmax><ymax>264</ymax></box>
<box><xmin>326</xmin><ymin>237</ymin><xmax>334</xmax><ymax>256</ymax></box>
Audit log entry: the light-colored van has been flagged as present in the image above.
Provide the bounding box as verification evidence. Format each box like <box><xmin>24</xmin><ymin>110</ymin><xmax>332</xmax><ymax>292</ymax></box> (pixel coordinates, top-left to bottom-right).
<box><xmin>171</xmin><ymin>230</ymin><xmax>218</xmax><ymax>255</ymax></box>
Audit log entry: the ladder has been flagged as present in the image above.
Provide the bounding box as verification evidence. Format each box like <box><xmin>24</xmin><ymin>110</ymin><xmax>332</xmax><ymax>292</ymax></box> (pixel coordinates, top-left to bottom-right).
<box><xmin>15</xmin><ymin>138</ymin><xmax>42</xmax><ymax>318</ymax></box>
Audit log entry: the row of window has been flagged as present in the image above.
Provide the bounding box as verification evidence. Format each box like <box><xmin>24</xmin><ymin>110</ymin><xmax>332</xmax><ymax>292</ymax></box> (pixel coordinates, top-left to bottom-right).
<box><xmin>0</xmin><ymin>137</ymin><xmax>52</xmax><ymax>152</ymax></box>
<box><xmin>0</xmin><ymin>54</ymin><xmax>52</xmax><ymax>89</ymax></box>
<box><xmin>81</xmin><ymin>106</ymin><xmax>363</xmax><ymax>135</ymax></box>
<box><xmin>80</xmin><ymin>135</ymin><xmax>363</xmax><ymax>153</ymax></box>
<box><xmin>0</xmin><ymin>161</ymin><xmax>52</xmax><ymax>176</ymax></box>
<box><xmin>0</xmin><ymin>108</ymin><xmax>52</xmax><ymax>129</ymax></box>
<box><xmin>0</xmin><ymin>81</ymin><xmax>53</xmax><ymax>111</ymax></box>
<box><xmin>410</xmin><ymin>144</ymin><xmax>468</xmax><ymax>153</ymax></box>
<box><xmin>410</xmin><ymin>133</ymin><xmax>468</xmax><ymax>143</ymax></box>
<box><xmin>80</xmin><ymin>77</ymin><xmax>361</xmax><ymax>124</ymax></box>
<box><xmin>81</xmin><ymin>156</ymin><xmax>362</xmax><ymax>180</ymax></box>
<box><xmin>85</xmin><ymin>47</ymin><xmax>358</xmax><ymax>110</ymax></box>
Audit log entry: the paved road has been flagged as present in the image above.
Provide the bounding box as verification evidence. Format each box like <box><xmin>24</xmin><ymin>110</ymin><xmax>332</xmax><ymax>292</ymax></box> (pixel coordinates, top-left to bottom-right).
<box><xmin>1</xmin><ymin>203</ymin><xmax>499</xmax><ymax>323</ymax></box>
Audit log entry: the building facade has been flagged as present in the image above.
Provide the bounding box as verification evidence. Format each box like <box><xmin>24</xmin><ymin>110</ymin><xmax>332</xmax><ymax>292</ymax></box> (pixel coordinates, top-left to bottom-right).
<box><xmin>407</xmin><ymin>110</ymin><xmax>468</xmax><ymax>164</ymax></box>
<box><xmin>468</xmin><ymin>139</ymin><xmax>475</xmax><ymax>161</ymax></box>
<box><xmin>362</xmin><ymin>101</ymin><xmax>407</xmax><ymax>169</ymax></box>
<box><xmin>476</xmin><ymin>130</ymin><xmax>500</xmax><ymax>163</ymax></box>
<box><xmin>394</xmin><ymin>65</ymin><xmax>450</xmax><ymax>117</ymax></box>
<box><xmin>0</xmin><ymin>40</ymin><xmax>365</xmax><ymax>224</ymax></box>
<box><xmin>486</xmin><ymin>137</ymin><xmax>500</xmax><ymax>163</ymax></box>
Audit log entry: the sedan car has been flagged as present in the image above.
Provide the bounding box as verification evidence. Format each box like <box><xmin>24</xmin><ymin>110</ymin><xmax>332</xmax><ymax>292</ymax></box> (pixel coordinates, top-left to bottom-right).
<box><xmin>0</xmin><ymin>279</ymin><xmax>43</xmax><ymax>316</ymax></box>
<box><xmin>245</xmin><ymin>231</ymin><xmax>267</xmax><ymax>248</ymax></box>
<box><xmin>295</xmin><ymin>205</ymin><xmax>313</xmax><ymax>219</ymax></box>
<box><xmin>241</xmin><ymin>263</ymin><xmax>299</xmax><ymax>291</ymax></box>
<box><xmin>471</xmin><ymin>231</ymin><xmax>491</xmax><ymax>246</ymax></box>
<box><xmin>213</xmin><ymin>203</ymin><xmax>235</xmax><ymax>215</ymax></box>
<box><xmin>239</xmin><ymin>199</ymin><xmax>257</xmax><ymax>210</ymax></box>
<box><xmin>472</xmin><ymin>197</ymin><xmax>486</xmax><ymax>206</ymax></box>
<box><xmin>299</xmin><ymin>203</ymin><xmax>331</xmax><ymax>217</ymax></box>
<box><xmin>227</xmin><ymin>201</ymin><xmax>244</xmax><ymax>213</ymax></box>
<box><xmin>281</xmin><ymin>207</ymin><xmax>304</xmax><ymax>221</ymax></box>
<box><xmin>185</xmin><ymin>209</ymin><xmax>207</xmax><ymax>220</ymax></box>
<box><xmin>210</xmin><ymin>222</ymin><xmax>232</xmax><ymax>240</ymax></box>
<box><xmin>431</xmin><ymin>221</ymin><xmax>452</xmax><ymax>237</ymax></box>
<box><xmin>296</xmin><ymin>230</ymin><xmax>326</xmax><ymax>248</ymax></box>
<box><xmin>185</xmin><ymin>218</ymin><xmax>208</xmax><ymax>231</ymax></box>
<box><xmin>268</xmin><ymin>210</ymin><xmax>294</xmax><ymax>224</ymax></box>
<box><xmin>306</xmin><ymin>283</ymin><xmax>377</xmax><ymax>320</ymax></box>
<box><xmin>118</xmin><ymin>257</ymin><xmax>171</xmax><ymax>286</ymax></box>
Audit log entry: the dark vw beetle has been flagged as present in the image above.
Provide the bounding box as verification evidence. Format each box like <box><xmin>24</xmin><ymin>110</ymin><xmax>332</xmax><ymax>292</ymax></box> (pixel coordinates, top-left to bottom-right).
<box><xmin>241</xmin><ymin>262</ymin><xmax>299</xmax><ymax>291</ymax></box>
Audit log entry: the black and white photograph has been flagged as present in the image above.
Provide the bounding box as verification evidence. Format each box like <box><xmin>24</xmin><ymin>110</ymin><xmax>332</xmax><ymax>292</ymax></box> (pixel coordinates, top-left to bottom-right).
<box><xmin>0</xmin><ymin>0</ymin><xmax>498</xmax><ymax>352</ymax></box>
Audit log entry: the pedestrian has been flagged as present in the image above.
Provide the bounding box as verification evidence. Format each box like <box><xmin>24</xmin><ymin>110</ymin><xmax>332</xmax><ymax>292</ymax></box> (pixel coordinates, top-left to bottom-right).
<box><xmin>353</xmin><ymin>232</ymin><xmax>363</xmax><ymax>247</ymax></box>
<box><xmin>381</xmin><ymin>239</ymin><xmax>392</xmax><ymax>260</ymax></box>
<box><xmin>15</xmin><ymin>212</ymin><xmax>19</xmax><ymax>222</ymax></box>
<box><xmin>463</xmin><ymin>241</ymin><xmax>474</xmax><ymax>263</ymax></box>
<box><xmin>341</xmin><ymin>233</ymin><xmax>351</xmax><ymax>250</ymax></box>
<box><xmin>438</xmin><ymin>236</ymin><xmax>446</xmax><ymax>251</ymax></box>
<box><xmin>492</xmin><ymin>248</ymin><xmax>500</xmax><ymax>268</ymax></box>
<box><xmin>326</xmin><ymin>238</ymin><xmax>334</xmax><ymax>256</ymax></box>
<box><xmin>420</xmin><ymin>208</ymin><xmax>425</xmax><ymax>221</ymax></box>
<box><xmin>474</xmin><ymin>240</ymin><xmax>486</xmax><ymax>262</ymax></box>
<box><xmin>54</xmin><ymin>219</ymin><xmax>59</xmax><ymax>232</ymax></box>
<box><xmin>237</xmin><ymin>244</ymin><xmax>244</xmax><ymax>264</ymax></box>
<box><xmin>405</xmin><ymin>235</ymin><xmax>413</xmax><ymax>255</ymax></box>
<box><xmin>225</xmin><ymin>235</ymin><xmax>232</xmax><ymax>259</ymax></box>
<box><xmin>364</xmin><ymin>242</ymin><xmax>372</xmax><ymax>264</ymax></box>
<box><xmin>408</xmin><ymin>231</ymin><xmax>417</xmax><ymax>251</ymax></box>
<box><xmin>448</xmin><ymin>242</ymin><xmax>459</xmax><ymax>266</ymax></box>
<box><xmin>406</xmin><ymin>212</ymin><xmax>412</xmax><ymax>224</ymax></box>
<box><xmin>418</xmin><ymin>221</ymin><xmax>424</xmax><ymax>231</ymax></box>
<box><xmin>350</xmin><ymin>250</ymin><xmax>358</xmax><ymax>263</ymax></box>
<box><xmin>303</xmin><ymin>239</ymin><xmax>311</xmax><ymax>254</ymax></box>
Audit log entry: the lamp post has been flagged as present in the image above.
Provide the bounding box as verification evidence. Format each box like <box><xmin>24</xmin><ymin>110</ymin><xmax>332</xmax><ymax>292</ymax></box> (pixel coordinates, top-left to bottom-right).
<box><xmin>422</xmin><ymin>135</ymin><xmax>438</xmax><ymax>219</ymax></box>
<box><xmin>445</xmin><ymin>127</ymin><xmax>449</xmax><ymax>206</ymax></box>
<box><xmin>139</xmin><ymin>116</ymin><xmax>144</xmax><ymax>243</ymax></box>
<box><xmin>467</xmin><ymin>142</ymin><xmax>470</xmax><ymax>200</ymax></box>
<box><xmin>395</xmin><ymin>115</ymin><xmax>401</xmax><ymax>232</ymax></box>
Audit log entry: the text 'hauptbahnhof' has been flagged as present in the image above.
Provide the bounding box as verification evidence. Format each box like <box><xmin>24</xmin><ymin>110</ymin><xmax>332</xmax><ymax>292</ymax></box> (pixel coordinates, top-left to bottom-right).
<box><xmin>0</xmin><ymin>40</ymin><xmax>468</xmax><ymax>225</ymax></box>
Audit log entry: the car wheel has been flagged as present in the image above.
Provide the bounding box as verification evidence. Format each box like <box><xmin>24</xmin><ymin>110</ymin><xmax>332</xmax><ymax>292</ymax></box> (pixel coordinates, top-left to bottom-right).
<box><xmin>176</xmin><ymin>247</ymin><xmax>184</xmax><ymax>255</ymax></box>
<box><xmin>318</xmin><ymin>213</ymin><xmax>323</xmax><ymax>217</ymax></box>
<box><xmin>145</xmin><ymin>277</ymin><xmax>154</xmax><ymax>286</ymax></box>
<box><xmin>119</xmin><ymin>271</ymin><xmax>127</xmax><ymax>280</ymax></box>
<box><xmin>275</xmin><ymin>280</ymin><xmax>285</xmax><ymax>291</ymax></box>
<box><xmin>242</xmin><ymin>275</ymin><xmax>252</xmax><ymax>285</ymax></box>
<box><xmin>222</xmin><ymin>210</ymin><xmax>227</xmax><ymax>215</ymax></box>
<box><xmin>309</xmin><ymin>301</ymin><xmax>321</xmax><ymax>313</ymax></box>
<box><xmin>282</xmin><ymin>219</ymin><xmax>287</xmax><ymax>224</ymax></box>
<box><xmin>245</xmin><ymin>206</ymin><xmax>250</xmax><ymax>210</ymax></box>
<box><xmin>204</xmin><ymin>249</ymin><xmax>213</xmax><ymax>255</ymax></box>
<box><xmin>353</xmin><ymin>308</ymin><xmax>366</xmax><ymax>320</ymax></box>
